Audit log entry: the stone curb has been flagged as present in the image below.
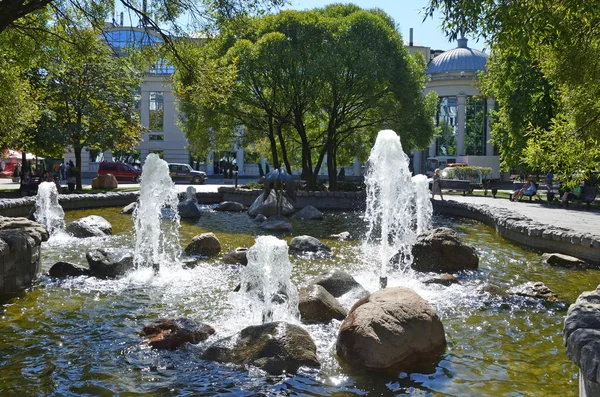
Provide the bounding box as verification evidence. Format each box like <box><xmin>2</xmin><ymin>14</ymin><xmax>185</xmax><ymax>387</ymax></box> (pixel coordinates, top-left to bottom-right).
<box><xmin>433</xmin><ymin>199</ymin><xmax>600</xmax><ymax>266</ymax></box>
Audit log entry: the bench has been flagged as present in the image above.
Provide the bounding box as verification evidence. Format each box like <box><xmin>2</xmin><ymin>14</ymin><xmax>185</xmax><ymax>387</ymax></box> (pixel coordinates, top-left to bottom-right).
<box><xmin>440</xmin><ymin>179</ymin><xmax>472</xmax><ymax>195</ymax></box>
<box><xmin>509</xmin><ymin>182</ymin><xmax>539</xmax><ymax>201</ymax></box>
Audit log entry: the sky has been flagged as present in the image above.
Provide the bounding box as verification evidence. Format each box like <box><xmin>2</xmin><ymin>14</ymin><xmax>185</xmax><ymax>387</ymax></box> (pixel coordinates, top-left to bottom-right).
<box><xmin>283</xmin><ymin>0</ymin><xmax>487</xmax><ymax>52</ymax></box>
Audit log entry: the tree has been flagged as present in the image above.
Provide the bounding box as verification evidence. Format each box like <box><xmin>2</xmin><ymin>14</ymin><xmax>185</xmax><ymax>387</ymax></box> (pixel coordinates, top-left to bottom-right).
<box><xmin>176</xmin><ymin>6</ymin><xmax>435</xmax><ymax>189</ymax></box>
<box><xmin>425</xmin><ymin>0</ymin><xmax>600</xmax><ymax>182</ymax></box>
<box><xmin>40</xmin><ymin>27</ymin><xmax>143</xmax><ymax>189</ymax></box>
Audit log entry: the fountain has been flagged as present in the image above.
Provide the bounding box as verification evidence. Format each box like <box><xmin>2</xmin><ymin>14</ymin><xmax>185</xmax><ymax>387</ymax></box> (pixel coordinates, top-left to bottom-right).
<box><xmin>33</xmin><ymin>181</ymin><xmax>65</xmax><ymax>235</ymax></box>
<box><xmin>132</xmin><ymin>153</ymin><xmax>181</xmax><ymax>272</ymax></box>
<box><xmin>0</xmin><ymin>131</ymin><xmax>586</xmax><ymax>395</ymax></box>
<box><xmin>363</xmin><ymin>129</ymin><xmax>432</xmax><ymax>288</ymax></box>
<box><xmin>232</xmin><ymin>235</ymin><xmax>299</xmax><ymax>324</ymax></box>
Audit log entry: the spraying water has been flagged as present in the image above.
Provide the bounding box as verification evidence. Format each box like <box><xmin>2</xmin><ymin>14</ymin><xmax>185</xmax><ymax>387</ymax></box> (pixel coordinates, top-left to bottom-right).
<box><xmin>34</xmin><ymin>182</ymin><xmax>65</xmax><ymax>235</ymax></box>
<box><xmin>234</xmin><ymin>236</ymin><xmax>299</xmax><ymax>324</ymax></box>
<box><xmin>363</xmin><ymin>130</ymin><xmax>432</xmax><ymax>288</ymax></box>
<box><xmin>132</xmin><ymin>153</ymin><xmax>181</xmax><ymax>271</ymax></box>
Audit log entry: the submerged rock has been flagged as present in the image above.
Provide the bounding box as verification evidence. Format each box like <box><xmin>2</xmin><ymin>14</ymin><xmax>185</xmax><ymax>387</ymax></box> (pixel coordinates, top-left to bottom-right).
<box><xmin>66</xmin><ymin>215</ymin><xmax>112</xmax><ymax>238</ymax></box>
<box><xmin>509</xmin><ymin>281</ymin><xmax>562</xmax><ymax>303</ymax></box>
<box><xmin>259</xmin><ymin>215</ymin><xmax>292</xmax><ymax>232</ymax></box>
<box><xmin>293</xmin><ymin>206</ymin><xmax>323</xmax><ymax>220</ymax></box>
<box><xmin>86</xmin><ymin>248</ymin><xmax>134</xmax><ymax>279</ymax></box>
<box><xmin>140</xmin><ymin>317</ymin><xmax>215</xmax><ymax>350</ymax></box>
<box><xmin>201</xmin><ymin>321</ymin><xmax>319</xmax><ymax>375</ymax></box>
<box><xmin>542</xmin><ymin>253</ymin><xmax>587</xmax><ymax>268</ymax></box>
<box><xmin>215</xmin><ymin>201</ymin><xmax>248</xmax><ymax>212</ymax></box>
<box><xmin>423</xmin><ymin>273</ymin><xmax>459</xmax><ymax>286</ymax></box>
<box><xmin>336</xmin><ymin>287</ymin><xmax>446</xmax><ymax>372</ymax></box>
<box><xmin>222</xmin><ymin>247</ymin><xmax>248</xmax><ymax>266</ymax></box>
<box><xmin>410</xmin><ymin>227</ymin><xmax>478</xmax><ymax>273</ymax></box>
<box><xmin>313</xmin><ymin>269</ymin><xmax>368</xmax><ymax>300</ymax></box>
<box><xmin>121</xmin><ymin>202</ymin><xmax>137</xmax><ymax>215</ymax></box>
<box><xmin>49</xmin><ymin>261</ymin><xmax>90</xmax><ymax>278</ymax></box>
<box><xmin>298</xmin><ymin>284</ymin><xmax>347</xmax><ymax>324</ymax></box>
<box><xmin>289</xmin><ymin>235</ymin><xmax>332</xmax><ymax>258</ymax></box>
<box><xmin>185</xmin><ymin>233</ymin><xmax>221</xmax><ymax>257</ymax></box>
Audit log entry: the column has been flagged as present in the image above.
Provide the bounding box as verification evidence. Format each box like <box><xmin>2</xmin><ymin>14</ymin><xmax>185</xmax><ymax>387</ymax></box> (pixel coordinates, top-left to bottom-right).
<box><xmin>456</xmin><ymin>94</ymin><xmax>467</xmax><ymax>156</ymax></box>
<box><xmin>413</xmin><ymin>150</ymin><xmax>422</xmax><ymax>175</ymax></box>
<box><xmin>352</xmin><ymin>157</ymin><xmax>361</xmax><ymax>176</ymax></box>
<box><xmin>486</xmin><ymin>97</ymin><xmax>496</xmax><ymax>156</ymax></box>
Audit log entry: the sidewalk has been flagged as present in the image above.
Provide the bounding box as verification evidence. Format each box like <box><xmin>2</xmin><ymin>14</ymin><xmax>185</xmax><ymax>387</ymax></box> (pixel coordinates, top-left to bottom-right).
<box><xmin>442</xmin><ymin>194</ymin><xmax>600</xmax><ymax>238</ymax></box>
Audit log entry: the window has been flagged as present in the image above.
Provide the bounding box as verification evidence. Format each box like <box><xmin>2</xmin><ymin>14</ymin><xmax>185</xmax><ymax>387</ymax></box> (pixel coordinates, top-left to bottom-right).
<box><xmin>149</xmin><ymin>150</ymin><xmax>163</xmax><ymax>159</ymax></box>
<box><xmin>149</xmin><ymin>134</ymin><xmax>164</xmax><ymax>141</ymax></box>
<box><xmin>149</xmin><ymin>92</ymin><xmax>164</xmax><ymax>131</ymax></box>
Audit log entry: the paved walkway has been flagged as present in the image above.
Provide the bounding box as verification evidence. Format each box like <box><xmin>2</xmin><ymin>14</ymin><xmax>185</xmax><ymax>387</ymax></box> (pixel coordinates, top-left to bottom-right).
<box><xmin>441</xmin><ymin>194</ymin><xmax>600</xmax><ymax>238</ymax></box>
<box><xmin>3</xmin><ymin>177</ymin><xmax>598</xmax><ymax>238</ymax></box>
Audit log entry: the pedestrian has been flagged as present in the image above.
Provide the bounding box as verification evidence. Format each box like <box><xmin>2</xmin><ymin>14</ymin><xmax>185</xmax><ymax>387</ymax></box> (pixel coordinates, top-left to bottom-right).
<box><xmin>67</xmin><ymin>160</ymin><xmax>76</xmax><ymax>192</ymax></box>
<box><xmin>59</xmin><ymin>162</ymin><xmax>65</xmax><ymax>181</ymax></box>
<box><xmin>431</xmin><ymin>168</ymin><xmax>444</xmax><ymax>200</ymax></box>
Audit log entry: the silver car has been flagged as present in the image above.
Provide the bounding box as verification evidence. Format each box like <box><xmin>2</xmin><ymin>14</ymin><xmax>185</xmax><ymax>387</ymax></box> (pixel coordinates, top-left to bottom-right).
<box><xmin>168</xmin><ymin>163</ymin><xmax>207</xmax><ymax>184</ymax></box>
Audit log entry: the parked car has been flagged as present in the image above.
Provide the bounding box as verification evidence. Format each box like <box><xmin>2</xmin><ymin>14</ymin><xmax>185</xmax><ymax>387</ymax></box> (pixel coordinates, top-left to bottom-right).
<box><xmin>97</xmin><ymin>162</ymin><xmax>141</xmax><ymax>182</ymax></box>
<box><xmin>168</xmin><ymin>163</ymin><xmax>207</xmax><ymax>184</ymax></box>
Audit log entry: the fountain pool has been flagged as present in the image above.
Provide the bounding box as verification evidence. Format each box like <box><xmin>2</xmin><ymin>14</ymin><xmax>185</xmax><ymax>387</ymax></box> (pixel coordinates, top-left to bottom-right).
<box><xmin>0</xmin><ymin>207</ymin><xmax>595</xmax><ymax>396</ymax></box>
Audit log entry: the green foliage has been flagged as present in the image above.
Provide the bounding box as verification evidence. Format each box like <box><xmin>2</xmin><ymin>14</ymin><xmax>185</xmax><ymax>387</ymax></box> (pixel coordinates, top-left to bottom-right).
<box><xmin>176</xmin><ymin>5</ymin><xmax>434</xmax><ymax>189</ymax></box>
<box><xmin>426</xmin><ymin>0</ymin><xmax>600</xmax><ymax>184</ymax></box>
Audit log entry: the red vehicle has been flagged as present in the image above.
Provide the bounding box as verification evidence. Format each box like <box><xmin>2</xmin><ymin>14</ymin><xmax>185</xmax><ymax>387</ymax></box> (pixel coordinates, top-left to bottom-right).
<box><xmin>97</xmin><ymin>162</ymin><xmax>141</xmax><ymax>182</ymax></box>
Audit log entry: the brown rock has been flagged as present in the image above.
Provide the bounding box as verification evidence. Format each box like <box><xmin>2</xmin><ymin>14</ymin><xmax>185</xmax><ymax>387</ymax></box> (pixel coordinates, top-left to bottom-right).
<box><xmin>336</xmin><ymin>287</ymin><xmax>446</xmax><ymax>372</ymax></box>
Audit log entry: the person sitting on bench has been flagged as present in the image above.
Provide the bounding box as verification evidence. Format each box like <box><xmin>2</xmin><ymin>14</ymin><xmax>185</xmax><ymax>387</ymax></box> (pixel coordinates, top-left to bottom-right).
<box><xmin>514</xmin><ymin>180</ymin><xmax>537</xmax><ymax>201</ymax></box>
<box><xmin>562</xmin><ymin>182</ymin><xmax>583</xmax><ymax>208</ymax></box>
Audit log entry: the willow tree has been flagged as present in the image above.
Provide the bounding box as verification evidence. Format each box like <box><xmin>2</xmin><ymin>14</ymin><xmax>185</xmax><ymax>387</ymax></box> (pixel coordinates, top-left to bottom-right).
<box><xmin>426</xmin><ymin>0</ymin><xmax>600</xmax><ymax>182</ymax></box>
<box><xmin>176</xmin><ymin>5</ymin><xmax>435</xmax><ymax>189</ymax></box>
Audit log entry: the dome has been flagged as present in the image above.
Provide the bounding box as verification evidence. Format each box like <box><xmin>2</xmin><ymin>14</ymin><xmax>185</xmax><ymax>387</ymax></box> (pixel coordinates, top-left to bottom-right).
<box><xmin>426</xmin><ymin>38</ymin><xmax>488</xmax><ymax>75</ymax></box>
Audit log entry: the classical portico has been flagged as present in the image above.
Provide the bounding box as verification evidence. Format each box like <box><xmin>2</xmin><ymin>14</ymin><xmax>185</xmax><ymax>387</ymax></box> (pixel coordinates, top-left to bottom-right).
<box><xmin>412</xmin><ymin>38</ymin><xmax>499</xmax><ymax>177</ymax></box>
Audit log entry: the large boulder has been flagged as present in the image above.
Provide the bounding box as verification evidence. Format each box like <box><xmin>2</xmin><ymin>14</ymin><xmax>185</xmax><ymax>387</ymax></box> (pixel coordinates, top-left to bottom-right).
<box><xmin>336</xmin><ymin>287</ymin><xmax>446</xmax><ymax>372</ymax></box>
<box><xmin>289</xmin><ymin>235</ymin><xmax>332</xmax><ymax>258</ymax></box>
<box><xmin>66</xmin><ymin>215</ymin><xmax>112</xmax><ymax>238</ymax></box>
<box><xmin>298</xmin><ymin>284</ymin><xmax>347</xmax><ymax>324</ymax></box>
<box><xmin>222</xmin><ymin>247</ymin><xmax>248</xmax><ymax>266</ymax></box>
<box><xmin>248</xmin><ymin>190</ymin><xmax>295</xmax><ymax>218</ymax></box>
<box><xmin>215</xmin><ymin>201</ymin><xmax>248</xmax><ymax>212</ymax></box>
<box><xmin>140</xmin><ymin>317</ymin><xmax>215</xmax><ymax>350</ymax></box>
<box><xmin>410</xmin><ymin>227</ymin><xmax>478</xmax><ymax>273</ymax></box>
<box><xmin>201</xmin><ymin>321</ymin><xmax>320</xmax><ymax>375</ymax></box>
<box><xmin>293</xmin><ymin>206</ymin><xmax>323</xmax><ymax>220</ymax></box>
<box><xmin>184</xmin><ymin>233</ymin><xmax>221</xmax><ymax>257</ymax></box>
<box><xmin>313</xmin><ymin>269</ymin><xmax>369</xmax><ymax>300</ymax></box>
<box><xmin>91</xmin><ymin>174</ymin><xmax>118</xmax><ymax>190</ymax></box>
<box><xmin>86</xmin><ymin>248</ymin><xmax>135</xmax><ymax>279</ymax></box>
<box><xmin>49</xmin><ymin>261</ymin><xmax>90</xmax><ymax>278</ymax></box>
<box><xmin>177</xmin><ymin>186</ymin><xmax>201</xmax><ymax>219</ymax></box>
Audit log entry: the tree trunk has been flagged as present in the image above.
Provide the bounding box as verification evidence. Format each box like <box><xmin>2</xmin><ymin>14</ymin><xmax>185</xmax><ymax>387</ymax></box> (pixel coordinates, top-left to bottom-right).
<box><xmin>294</xmin><ymin>112</ymin><xmax>314</xmax><ymax>190</ymax></box>
<box><xmin>267</xmin><ymin>116</ymin><xmax>279</xmax><ymax>170</ymax></box>
<box><xmin>276</xmin><ymin>122</ymin><xmax>292</xmax><ymax>174</ymax></box>
<box><xmin>327</xmin><ymin>143</ymin><xmax>337</xmax><ymax>191</ymax></box>
<box><xmin>74</xmin><ymin>144</ymin><xmax>83</xmax><ymax>190</ymax></box>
